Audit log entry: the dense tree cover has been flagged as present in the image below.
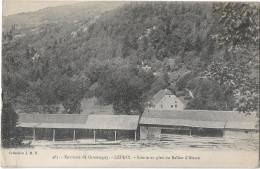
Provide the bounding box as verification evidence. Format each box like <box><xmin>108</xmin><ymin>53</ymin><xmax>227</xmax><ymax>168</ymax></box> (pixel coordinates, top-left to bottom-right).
<box><xmin>209</xmin><ymin>2</ymin><xmax>259</xmax><ymax>114</ymax></box>
<box><xmin>1</xmin><ymin>99</ymin><xmax>23</xmax><ymax>147</ymax></box>
<box><xmin>91</xmin><ymin>60</ymin><xmax>155</xmax><ymax>114</ymax></box>
<box><xmin>204</xmin><ymin>62</ymin><xmax>259</xmax><ymax>114</ymax></box>
<box><xmin>88</xmin><ymin>2</ymin><xmax>213</xmax><ymax>66</ymax></box>
<box><xmin>181</xmin><ymin>2</ymin><xmax>259</xmax><ymax>113</ymax></box>
<box><xmin>212</xmin><ymin>2</ymin><xmax>259</xmax><ymax>49</ymax></box>
<box><xmin>2</xmin><ymin>2</ymin><xmax>259</xmax><ymax>116</ymax></box>
<box><xmin>186</xmin><ymin>78</ymin><xmax>235</xmax><ymax>110</ymax></box>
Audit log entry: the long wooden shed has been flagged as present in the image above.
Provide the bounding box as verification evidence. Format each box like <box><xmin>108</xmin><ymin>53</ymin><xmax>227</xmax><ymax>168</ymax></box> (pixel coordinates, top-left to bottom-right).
<box><xmin>17</xmin><ymin>114</ymin><xmax>140</xmax><ymax>141</ymax></box>
<box><xmin>139</xmin><ymin>109</ymin><xmax>258</xmax><ymax>139</ymax></box>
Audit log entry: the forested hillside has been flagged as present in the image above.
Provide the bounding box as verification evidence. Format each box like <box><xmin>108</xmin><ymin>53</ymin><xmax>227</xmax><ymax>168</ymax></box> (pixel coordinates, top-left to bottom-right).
<box><xmin>2</xmin><ymin>2</ymin><xmax>259</xmax><ymax>115</ymax></box>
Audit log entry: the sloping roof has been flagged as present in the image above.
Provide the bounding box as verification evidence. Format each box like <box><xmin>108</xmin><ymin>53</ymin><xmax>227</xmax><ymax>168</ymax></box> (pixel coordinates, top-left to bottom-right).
<box><xmin>140</xmin><ymin>117</ymin><xmax>226</xmax><ymax>129</ymax></box>
<box><xmin>17</xmin><ymin>114</ymin><xmax>88</xmax><ymax>129</ymax></box>
<box><xmin>151</xmin><ymin>89</ymin><xmax>187</xmax><ymax>106</ymax></box>
<box><xmin>18</xmin><ymin>114</ymin><xmax>87</xmax><ymax>124</ymax></box>
<box><xmin>17</xmin><ymin>114</ymin><xmax>139</xmax><ymax>130</ymax></box>
<box><xmin>85</xmin><ymin>115</ymin><xmax>139</xmax><ymax>130</ymax></box>
<box><xmin>151</xmin><ymin>89</ymin><xmax>173</xmax><ymax>105</ymax></box>
<box><xmin>142</xmin><ymin>109</ymin><xmax>257</xmax><ymax>122</ymax></box>
<box><xmin>140</xmin><ymin>109</ymin><xmax>258</xmax><ymax>130</ymax></box>
<box><xmin>19</xmin><ymin>123</ymin><xmax>87</xmax><ymax>129</ymax></box>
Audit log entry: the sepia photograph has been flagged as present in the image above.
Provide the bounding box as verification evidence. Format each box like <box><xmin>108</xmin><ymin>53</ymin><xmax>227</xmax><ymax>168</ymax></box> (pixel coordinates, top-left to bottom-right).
<box><xmin>1</xmin><ymin>0</ymin><xmax>259</xmax><ymax>167</ymax></box>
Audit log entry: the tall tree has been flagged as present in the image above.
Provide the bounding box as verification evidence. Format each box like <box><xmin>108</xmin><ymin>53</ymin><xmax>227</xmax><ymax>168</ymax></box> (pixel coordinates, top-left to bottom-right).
<box><xmin>212</xmin><ymin>2</ymin><xmax>259</xmax><ymax>49</ymax></box>
<box><xmin>1</xmin><ymin>99</ymin><xmax>23</xmax><ymax>147</ymax></box>
<box><xmin>205</xmin><ymin>62</ymin><xmax>259</xmax><ymax>114</ymax></box>
<box><xmin>186</xmin><ymin>79</ymin><xmax>235</xmax><ymax>110</ymax></box>
<box><xmin>121</xmin><ymin>35</ymin><xmax>131</xmax><ymax>58</ymax></box>
<box><xmin>95</xmin><ymin>64</ymin><xmax>154</xmax><ymax>114</ymax></box>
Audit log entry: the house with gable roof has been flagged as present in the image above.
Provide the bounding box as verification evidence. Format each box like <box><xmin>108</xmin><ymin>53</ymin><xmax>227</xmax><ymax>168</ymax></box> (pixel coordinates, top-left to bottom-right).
<box><xmin>148</xmin><ymin>89</ymin><xmax>185</xmax><ymax>110</ymax></box>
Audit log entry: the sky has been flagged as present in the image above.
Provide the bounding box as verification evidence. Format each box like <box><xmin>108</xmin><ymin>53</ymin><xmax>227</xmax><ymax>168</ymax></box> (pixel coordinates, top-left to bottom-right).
<box><xmin>2</xmin><ymin>0</ymin><xmax>78</xmax><ymax>16</ymax></box>
<box><xmin>2</xmin><ymin>0</ymin><xmax>255</xmax><ymax>16</ymax></box>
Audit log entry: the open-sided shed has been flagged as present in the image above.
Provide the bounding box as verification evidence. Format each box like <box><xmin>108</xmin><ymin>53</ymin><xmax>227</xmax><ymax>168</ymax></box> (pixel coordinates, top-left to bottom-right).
<box><xmin>139</xmin><ymin>109</ymin><xmax>258</xmax><ymax>139</ymax></box>
<box><xmin>17</xmin><ymin>114</ymin><xmax>140</xmax><ymax>141</ymax></box>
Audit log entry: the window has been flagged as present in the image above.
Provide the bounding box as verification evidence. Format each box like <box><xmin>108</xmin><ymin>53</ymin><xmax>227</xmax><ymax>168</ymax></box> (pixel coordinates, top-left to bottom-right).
<box><xmin>175</xmin><ymin>101</ymin><xmax>177</xmax><ymax>103</ymax></box>
<box><xmin>161</xmin><ymin>105</ymin><xmax>163</xmax><ymax>109</ymax></box>
<box><xmin>244</xmin><ymin>131</ymin><xmax>248</xmax><ymax>133</ymax></box>
<box><xmin>169</xmin><ymin>95</ymin><xmax>170</xmax><ymax>97</ymax></box>
<box><xmin>171</xmin><ymin>105</ymin><xmax>173</xmax><ymax>108</ymax></box>
<box><xmin>175</xmin><ymin>105</ymin><xmax>177</xmax><ymax>108</ymax></box>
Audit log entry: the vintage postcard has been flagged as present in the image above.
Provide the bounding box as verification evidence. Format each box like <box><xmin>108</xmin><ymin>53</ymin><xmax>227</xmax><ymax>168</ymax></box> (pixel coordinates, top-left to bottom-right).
<box><xmin>1</xmin><ymin>0</ymin><xmax>259</xmax><ymax>168</ymax></box>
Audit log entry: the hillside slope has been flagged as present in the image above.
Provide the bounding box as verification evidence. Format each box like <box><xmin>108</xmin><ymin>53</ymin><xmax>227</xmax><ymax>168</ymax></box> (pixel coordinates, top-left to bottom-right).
<box><xmin>2</xmin><ymin>2</ymin><xmax>259</xmax><ymax>114</ymax></box>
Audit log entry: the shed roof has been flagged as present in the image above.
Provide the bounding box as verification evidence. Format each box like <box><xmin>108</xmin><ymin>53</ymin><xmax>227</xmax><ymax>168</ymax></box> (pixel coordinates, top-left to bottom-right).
<box><xmin>17</xmin><ymin>114</ymin><xmax>139</xmax><ymax>130</ymax></box>
<box><xmin>140</xmin><ymin>117</ymin><xmax>226</xmax><ymax>129</ymax></box>
<box><xmin>140</xmin><ymin>109</ymin><xmax>258</xmax><ymax>130</ymax></box>
<box><xmin>85</xmin><ymin>115</ymin><xmax>139</xmax><ymax>130</ymax></box>
<box><xmin>18</xmin><ymin>123</ymin><xmax>88</xmax><ymax>129</ymax></box>
<box><xmin>18</xmin><ymin>114</ymin><xmax>88</xmax><ymax>124</ymax></box>
<box><xmin>17</xmin><ymin>114</ymin><xmax>88</xmax><ymax>129</ymax></box>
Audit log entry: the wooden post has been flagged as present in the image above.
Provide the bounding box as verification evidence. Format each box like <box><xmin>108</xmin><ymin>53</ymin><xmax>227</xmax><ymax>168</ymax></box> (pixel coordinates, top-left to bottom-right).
<box><xmin>114</xmin><ymin>131</ymin><xmax>117</xmax><ymax>141</ymax></box>
<box><xmin>33</xmin><ymin>128</ymin><xmax>36</xmax><ymax>140</ymax></box>
<box><xmin>94</xmin><ymin>130</ymin><xmax>96</xmax><ymax>142</ymax></box>
<box><xmin>53</xmin><ymin>130</ymin><xmax>55</xmax><ymax>142</ymax></box>
<box><xmin>73</xmin><ymin>130</ymin><xmax>76</xmax><ymax>141</ymax></box>
<box><xmin>135</xmin><ymin>131</ymin><xmax>137</xmax><ymax>142</ymax></box>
